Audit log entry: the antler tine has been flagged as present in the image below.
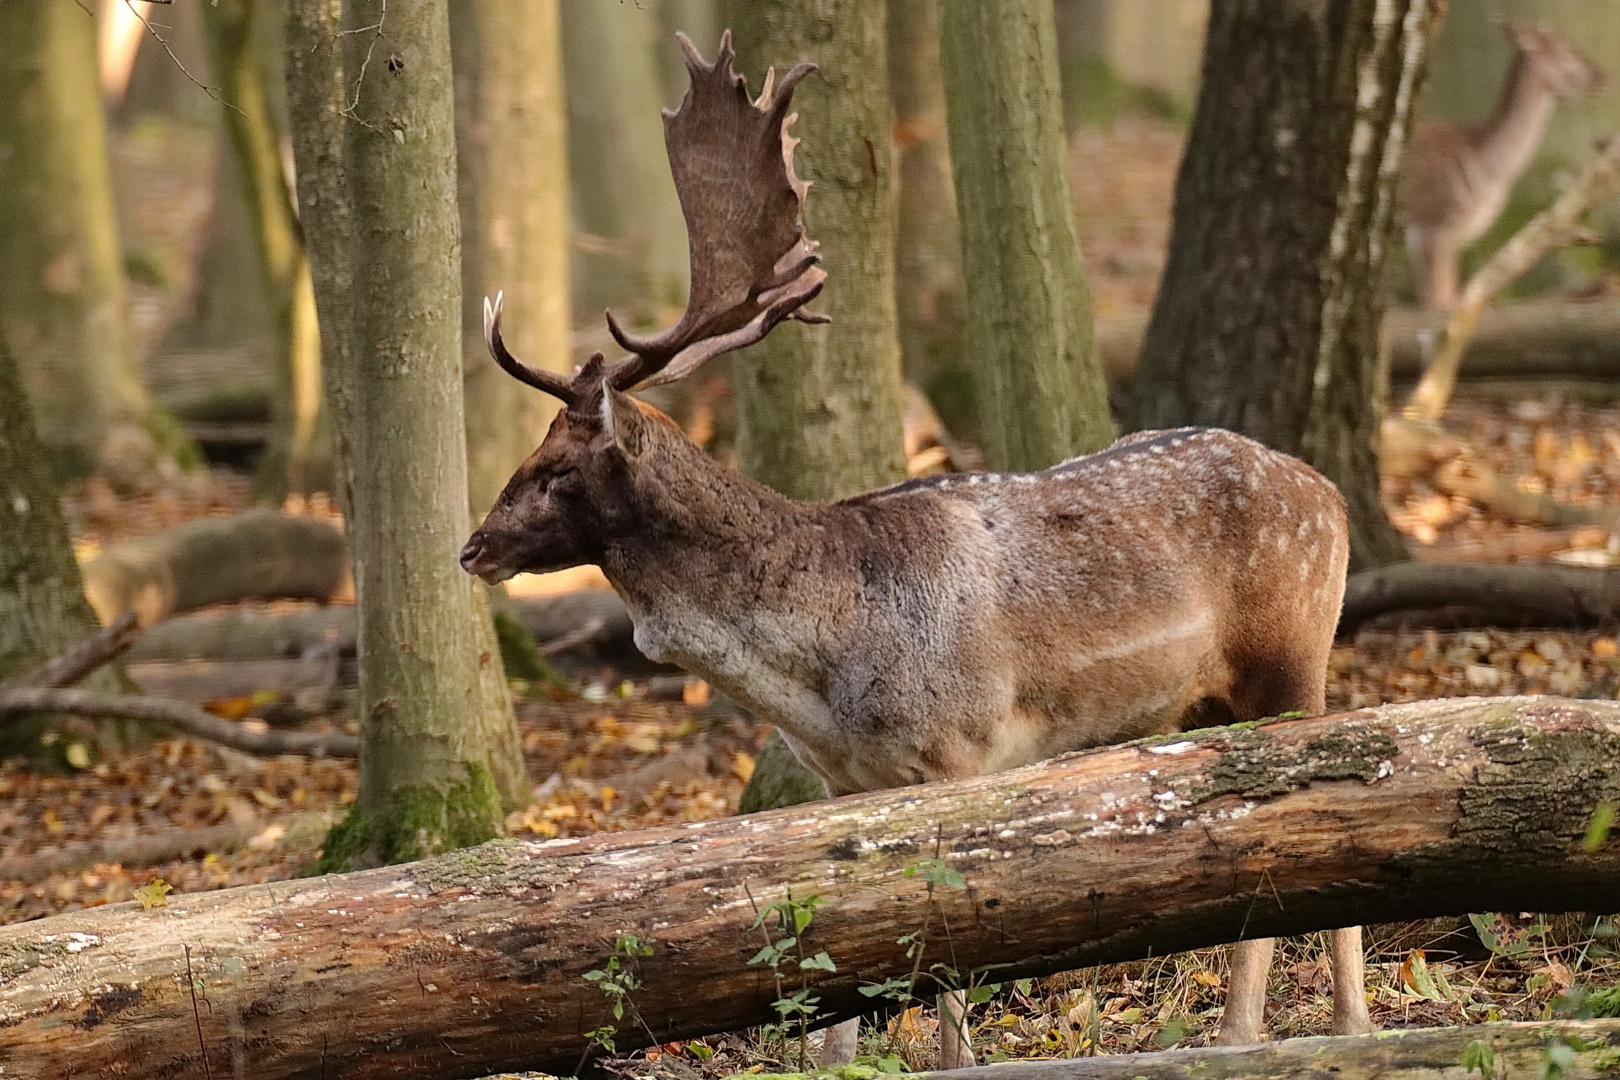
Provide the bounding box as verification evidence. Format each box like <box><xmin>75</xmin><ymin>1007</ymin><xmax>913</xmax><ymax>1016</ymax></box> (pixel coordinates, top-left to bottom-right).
<box><xmin>484</xmin><ymin>292</ymin><xmax>576</xmax><ymax>403</ymax></box>
<box><xmin>605</xmin><ymin>31</ymin><xmax>827</xmax><ymax>394</ymax></box>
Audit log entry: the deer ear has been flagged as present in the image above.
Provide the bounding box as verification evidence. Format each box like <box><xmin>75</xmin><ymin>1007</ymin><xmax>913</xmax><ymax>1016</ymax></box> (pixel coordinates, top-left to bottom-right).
<box><xmin>599</xmin><ymin>381</ymin><xmax>649</xmax><ymax>459</ymax></box>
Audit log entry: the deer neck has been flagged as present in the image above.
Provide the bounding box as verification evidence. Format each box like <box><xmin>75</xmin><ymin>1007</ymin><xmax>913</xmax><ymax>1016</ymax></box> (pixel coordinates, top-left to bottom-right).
<box><xmin>596</xmin><ymin>445</ymin><xmax>846</xmax><ymax>713</ymax></box>
<box><xmin>1471</xmin><ymin>51</ymin><xmax>1559</xmax><ymax>185</ymax></box>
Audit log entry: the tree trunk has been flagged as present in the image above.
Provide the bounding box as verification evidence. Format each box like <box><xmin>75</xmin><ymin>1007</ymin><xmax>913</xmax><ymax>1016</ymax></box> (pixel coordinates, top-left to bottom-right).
<box><xmin>889</xmin><ymin>0</ymin><xmax>973</xmax><ymax>444</ymax></box>
<box><xmin>0</xmin><ymin>0</ymin><xmax>180</xmax><ymax>483</ymax></box>
<box><xmin>913</xmin><ymin>1020</ymin><xmax>1620</xmax><ymax>1080</ymax></box>
<box><xmin>940</xmin><ymin>0</ymin><xmax>1116</xmax><ymax>472</ymax></box>
<box><xmin>0</xmin><ymin>335</ymin><xmax>134</xmax><ymax>763</ymax></box>
<box><xmin>310</xmin><ymin>0</ymin><xmax>526</xmax><ymax>869</ymax></box>
<box><xmin>283</xmin><ymin>0</ymin><xmax>355</xmax><ymax>519</ymax></box>
<box><xmin>451</xmin><ymin>0</ymin><xmax>573</xmax><ymax>517</ymax></box>
<box><xmin>727</xmin><ymin>0</ymin><xmax>910</xmax><ymax>502</ymax></box>
<box><xmin>199</xmin><ymin>0</ymin><xmax>326</xmax><ymax>503</ymax></box>
<box><xmin>560</xmin><ymin>1</ymin><xmax>689</xmax><ymax>321</ymax></box>
<box><xmin>1</xmin><ymin>696</ymin><xmax>1617</xmax><ymax>1078</ymax></box>
<box><xmin>1132</xmin><ymin>0</ymin><xmax>1441</xmax><ymax>572</ymax></box>
<box><xmin>655</xmin><ymin>0</ymin><xmax>718</xmax><ymax>106</ymax></box>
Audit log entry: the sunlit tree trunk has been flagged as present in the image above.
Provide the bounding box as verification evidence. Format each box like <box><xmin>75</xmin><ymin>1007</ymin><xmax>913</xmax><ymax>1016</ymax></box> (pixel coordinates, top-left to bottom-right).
<box><xmin>727</xmin><ymin>0</ymin><xmax>910</xmax><ymax>502</ymax></box>
<box><xmin>0</xmin><ymin>0</ymin><xmax>181</xmax><ymax>483</ymax></box>
<box><xmin>1132</xmin><ymin>0</ymin><xmax>1439</xmax><ymax>572</ymax></box>
<box><xmin>452</xmin><ymin>0</ymin><xmax>573</xmax><ymax>517</ymax></box>
<box><xmin>940</xmin><ymin>0</ymin><xmax>1115</xmax><ymax>472</ymax></box>
<box><xmin>888</xmin><ymin>0</ymin><xmax>973</xmax><ymax>442</ymax></box>
<box><xmin>560</xmin><ymin>1</ymin><xmax>689</xmax><ymax>321</ymax></box>
<box><xmin>291</xmin><ymin>0</ymin><xmax>527</xmax><ymax>870</ymax></box>
<box><xmin>200</xmin><ymin>0</ymin><xmax>326</xmax><ymax>502</ymax></box>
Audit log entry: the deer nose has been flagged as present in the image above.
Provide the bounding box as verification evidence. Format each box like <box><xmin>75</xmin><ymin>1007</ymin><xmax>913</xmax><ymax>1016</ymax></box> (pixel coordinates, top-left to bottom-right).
<box><xmin>459</xmin><ymin>534</ymin><xmax>486</xmax><ymax>573</ymax></box>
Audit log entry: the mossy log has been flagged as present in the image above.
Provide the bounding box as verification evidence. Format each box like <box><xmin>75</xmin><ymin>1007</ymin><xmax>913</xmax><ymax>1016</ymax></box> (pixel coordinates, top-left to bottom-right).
<box><xmin>1</xmin><ymin>697</ymin><xmax>1617</xmax><ymax>1078</ymax></box>
<box><xmin>913</xmin><ymin>1019</ymin><xmax>1620</xmax><ymax>1080</ymax></box>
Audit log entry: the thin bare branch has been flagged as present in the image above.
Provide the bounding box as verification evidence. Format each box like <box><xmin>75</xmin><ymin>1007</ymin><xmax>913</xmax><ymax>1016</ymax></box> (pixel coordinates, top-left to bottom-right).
<box><xmin>121</xmin><ymin>0</ymin><xmax>243</xmax><ymax>117</ymax></box>
<box><xmin>0</xmin><ymin>613</ymin><xmax>140</xmax><ymax>691</ymax></box>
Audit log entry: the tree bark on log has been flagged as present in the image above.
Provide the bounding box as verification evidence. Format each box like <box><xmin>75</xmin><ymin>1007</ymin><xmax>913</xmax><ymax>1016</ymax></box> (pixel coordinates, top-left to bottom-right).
<box><xmin>2</xmin><ymin>696</ymin><xmax>1617</xmax><ymax>1080</ymax></box>
<box><xmin>1341</xmin><ymin>561</ymin><xmax>1620</xmax><ymax>633</ymax></box>
<box><xmin>914</xmin><ymin>1019</ymin><xmax>1620</xmax><ymax>1080</ymax></box>
<box><xmin>80</xmin><ymin>509</ymin><xmax>349</xmax><ymax>626</ymax></box>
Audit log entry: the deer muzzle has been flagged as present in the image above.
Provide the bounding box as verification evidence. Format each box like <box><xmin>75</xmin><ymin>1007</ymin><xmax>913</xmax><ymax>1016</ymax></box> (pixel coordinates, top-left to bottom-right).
<box><xmin>458</xmin><ymin>533</ymin><xmax>516</xmax><ymax>585</ymax></box>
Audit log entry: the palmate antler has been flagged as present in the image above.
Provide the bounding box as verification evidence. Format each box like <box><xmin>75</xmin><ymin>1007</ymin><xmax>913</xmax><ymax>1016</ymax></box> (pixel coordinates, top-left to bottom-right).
<box><xmin>484</xmin><ymin>30</ymin><xmax>826</xmax><ymax>405</ymax></box>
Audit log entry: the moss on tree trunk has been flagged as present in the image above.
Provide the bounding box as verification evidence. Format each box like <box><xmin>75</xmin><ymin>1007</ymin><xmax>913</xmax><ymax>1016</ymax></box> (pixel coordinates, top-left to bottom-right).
<box><xmin>0</xmin><ymin>0</ymin><xmax>183</xmax><ymax>483</ymax></box>
<box><xmin>1132</xmin><ymin>0</ymin><xmax>1442</xmax><ymax>571</ymax></box>
<box><xmin>451</xmin><ymin>0</ymin><xmax>573</xmax><ymax>517</ymax></box>
<box><xmin>939</xmin><ymin>0</ymin><xmax>1116</xmax><ymax>471</ymax></box>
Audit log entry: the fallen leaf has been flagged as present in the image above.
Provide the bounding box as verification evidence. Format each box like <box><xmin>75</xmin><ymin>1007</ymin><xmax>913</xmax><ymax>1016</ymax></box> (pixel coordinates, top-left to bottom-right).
<box><xmin>134</xmin><ymin>878</ymin><xmax>172</xmax><ymax>911</ymax></box>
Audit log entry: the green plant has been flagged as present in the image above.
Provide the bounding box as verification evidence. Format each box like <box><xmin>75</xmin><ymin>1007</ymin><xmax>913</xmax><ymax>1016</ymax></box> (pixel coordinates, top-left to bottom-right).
<box><xmin>748</xmin><ymin>890</ymin><xmax>835</xmax><ymax>1070</ymax></box>
<box><xmin>1462</xmin><ymin>1038</ymin><xmax>1496</xmax><ymax>1077</ymax></box>
<box><xmin>581</xmin><ymin>931</ymin><xmax>656</xmax><ymax>1062</ymax></box>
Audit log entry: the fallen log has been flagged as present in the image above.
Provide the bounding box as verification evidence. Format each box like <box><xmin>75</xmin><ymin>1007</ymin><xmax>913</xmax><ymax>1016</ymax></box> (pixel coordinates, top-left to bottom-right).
<box><xmin>1341</xmin><ymin>562</ymin><xmax>1620</xmax><ymax>633</ymax></box>
<box><xmin>121</xmin><ymin>590</ymin><xmax>637</xmax><ymax>665</ymax></box>
<box><xmin>81</xmin><ymin>508</ymin><xmax>349</xmax><ymax>625</ymax></box>
<box><xmin>0</xmin><ymin>696</ymin><xmax>1616</xmax><ymax>1079</ymax></box>
<box><xmin>916</xmin><ymin>1018</ymin><xmax>1620</xmax><ymax>1080</ymax></box>
<box><xmin>0</xmin><ymin>688</ymin><xmax>358</xmax><ymax>758</ymax></box>
<box><xmin>1095</xmin><ymin>297</ymin><xmax>1620</xmax><ymax>393</ymax></box>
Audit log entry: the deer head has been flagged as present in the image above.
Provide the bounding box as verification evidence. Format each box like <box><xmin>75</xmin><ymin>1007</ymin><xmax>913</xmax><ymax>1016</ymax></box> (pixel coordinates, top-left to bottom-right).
<box><xmin>460</xmin><ymin>31</ymin><xmax>826</xmax><ymax>585</ymax></box>
<box><xmin>1500</xmin><ymin>18</ymin><xmax>1605</xmax><ymax>98</ymax></box>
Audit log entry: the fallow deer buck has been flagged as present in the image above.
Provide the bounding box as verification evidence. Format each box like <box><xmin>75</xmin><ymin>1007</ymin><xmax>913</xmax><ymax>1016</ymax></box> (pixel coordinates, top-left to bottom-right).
<box><xmin>461</xmin><ymin>31</ymin><xmax>1366</xmax><ymax>1064</ymax></box>
<box><xmin>1406</xmin><ymin>19</ymin><xmax>1604</xmax><ymax>309</ymax></box>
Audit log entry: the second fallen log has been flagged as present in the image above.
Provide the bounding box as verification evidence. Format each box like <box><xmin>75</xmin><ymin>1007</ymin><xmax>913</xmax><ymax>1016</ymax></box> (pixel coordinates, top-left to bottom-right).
<box><xmin>0</xmin><ymin>696</ymin><xmax>1617</xmax><ymax>1079</ymax></box>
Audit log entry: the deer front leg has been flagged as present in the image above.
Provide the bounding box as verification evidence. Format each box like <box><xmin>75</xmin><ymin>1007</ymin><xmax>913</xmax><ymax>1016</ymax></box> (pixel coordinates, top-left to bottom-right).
<box><xmin>938</xmin><ymin>989</ymin><xmax>976</xmax><ymax>1069</ymax></box>
<box><xmin>1215</xmin><ymin>937</ymin><xmax>1275</xmax><ymax>1044</ymax></box>
<box><xmin>1329</xmin><ymin>925</ymin><xmax>1374</xmax><ymax>1035</ymax></box>
<box><xmin>820</xmin><ymin>1018</ymin><xmax>860</xmax><ymax>1065</ymax></box>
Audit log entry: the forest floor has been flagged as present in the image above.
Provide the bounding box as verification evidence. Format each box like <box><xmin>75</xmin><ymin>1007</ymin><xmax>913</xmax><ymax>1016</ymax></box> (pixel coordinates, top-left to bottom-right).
<box><xmin>12</xmin><ymin>113</ymin><xmax>1612</xmax><ymax>1073</ymax></box>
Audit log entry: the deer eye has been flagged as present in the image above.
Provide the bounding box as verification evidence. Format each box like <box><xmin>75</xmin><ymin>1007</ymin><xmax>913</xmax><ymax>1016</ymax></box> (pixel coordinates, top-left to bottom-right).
<box><xmin>547</xmin><ymin>467</ymin><xmax>579</xmax><ymax>489</ymax></box>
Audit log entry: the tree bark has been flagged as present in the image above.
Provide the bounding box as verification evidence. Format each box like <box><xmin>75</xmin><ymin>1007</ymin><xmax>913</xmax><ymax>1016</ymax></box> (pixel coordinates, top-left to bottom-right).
<box><xmin>79</xmin><ymin>509</ymin><xmax>348</xmax><ymax>626</ymax></box>
<box><xmin>1132</xmin><ymin>0</ymin><xmax>1441</xmax><ymax>572</ymax></box>
<box><xmin>727</xmin><ymin>0</ymin><xmax>910</xmax><ymax>503</ymax></box>
<box><xmin>913</xmin><ymin>1019</ymin><xmax>1620</xmax><ymax>1080</ymax></box>
<box><xmin>560</xmin><ymin>1</ymin><xmax>689</xmax><ymax>320</ymax></box>
<box><xmin>199</xmin><ymin>0</ymin><xmax>326</xmax><ymax>502</ymax></box>
<box><xmin>451</xmin><ymin>0</ymin><xmax>573</xmax><ymax>517</ymax></box>
<box><xmin>889</xmin><ymin>0</ymin><xmax>973</xmax><ymax>444</ymax></box>
<box><xmin>0</xmin><ymin>696</ymin><xmax>1617</xmax><ymax>1078</ymax></box>
<box><xmin>940</xmin><ymin>0</ymin><xmax>1116</xmax><ymax>472</ymax></box>
<box><xmin>0</xmin><ymin>0</ymin><xmax>180</xmax><ymax>482</ymax></box>
<box><xmin>316</xmin><ymin>0</ymin><xmax>526</xmax><ymax>868</ymax></box>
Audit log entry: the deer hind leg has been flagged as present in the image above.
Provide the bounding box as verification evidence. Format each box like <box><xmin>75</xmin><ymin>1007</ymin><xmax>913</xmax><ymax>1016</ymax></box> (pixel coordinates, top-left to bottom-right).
<box><xmin>1329</xmin><ymin>925</ymin><xmax>1374</xmax><ymax>1035</ymax></box>
<box><xmin>820</xmin><ymin>1018</ymin><xmax>860</xmax><ymax>1066</ymax></box>
<box><xmin>1216</xmin><ymin>937</ymin><xmax>1276</xmax><ymax>1045</ymax></box>
<box><xmin>938</xmin><ymin>989</ymin><xmax>976</xmax><ymax>1069</ymax></box>
<box><xmin>1413</xmin><ymin>228</ymin><xmax>1460</xmax><ymax>311</ymax></box>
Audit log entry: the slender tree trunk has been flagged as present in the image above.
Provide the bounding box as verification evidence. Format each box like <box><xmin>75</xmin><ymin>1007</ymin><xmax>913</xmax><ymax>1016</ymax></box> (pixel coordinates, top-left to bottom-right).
<box><xmin>0</xmin><ymin>335</ymin><xmax>134</xmax><ymax>760</ymax></box>
<box><xmin>303</xmin><ymin>0</ymin><xmax>526</xmax><ymax>870</ymax></box>
<box><xmin>0</xmin><ymin>0</ymin><xmax>181</xmax><ymax>483</ymax></box>
<box><xmin>727</xmin><ymin>0</ymin><xmax>910</xmax><ymax>502</ymax></box>
<box><xmin>560</xmin><ymin>2</ymin><xmax>689</xmax><ymax>321</ymax></box>
<box><xmin>451</xmin><ymin>0</ymin><xmax>572</xmax><ymax>517</ymax></box>
<box><xmin>1132</xmin><ymin>0</ymin><xmax>1441</xmax><ymax>571</ymax></box>
<box><xmin>939</xmin><ymin>0</ymin><xmax>1116</xmax><ymax>473</ymax></box>
<box><xmin>200</xmin><ymin>0</ymin><xmax>326</xmax><ymax>502</ymax></box>
<box><xmin>655</xmin><ymin>0</ymin><xmax>718</xmax><ymax>107</ymax></box>
<box><xmin>283</xmin><ymin>0</ymin><xmax>355</xmax><ymax>521</ymax></box>
<box><xmin>888</xmin><ymin>0</ymin><xmax>974</xmax><ymax>443</ymax></box>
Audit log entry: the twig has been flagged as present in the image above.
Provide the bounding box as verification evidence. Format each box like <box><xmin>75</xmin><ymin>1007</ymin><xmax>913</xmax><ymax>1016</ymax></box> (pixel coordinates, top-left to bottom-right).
<box><xmin>1405</xmin><ymin>133</ymin><xmax>1620</xmax><ymax>422</ymax></box>
<box><xmin>0</xmin><ymin>688</ymin><xmax>358</xmax><ymax>758</ymax></box>
<box><xmin>121</xmin><ymin>0</ymin><xmax>243</xmax><ymax>117</ymax></box>
<box><xmin>186</xmin><ymin>944</ymin><xmax>213</xmax><ymax>1080</ymax></box>
<box><xmin>540</xmin><ymin>617</ymin><xmax>608</xmax><ymax>657</ymax></box>
<box><xmin>338</xmin><ymin>0</ymin><xmax>387</xmax><ymax>125</ymax></box>
<box><xmin>0</xmin><ymin>613</ymin><xmax>140</xmax><ymax>692</ymax></box>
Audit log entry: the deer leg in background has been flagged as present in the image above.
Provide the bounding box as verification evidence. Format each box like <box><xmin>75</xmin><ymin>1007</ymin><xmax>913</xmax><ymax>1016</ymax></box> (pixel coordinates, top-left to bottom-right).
<box><xmin>1329</xmin><ymin>925</ymin><xmax>1374</xmax><ymax>1035</ymax></box>
<box><xmin>819</xmin><ymin>1018</ymin><xmax>859</xmax><ymax>1066</ymax></box>
<box><xmin>1217</xmin><ymin>936</ymin><xmax>1276</xmax><ymax>1045</ymax></box>
<box><xmin>1413</xmin><ymin>229</ymin><xmax>1460</xmax><ymax>311</ymax></box>
<box><xmin>938</xmin><ymin>988</ymin><xmax>976</xmax><ymax>1069</ymax></box>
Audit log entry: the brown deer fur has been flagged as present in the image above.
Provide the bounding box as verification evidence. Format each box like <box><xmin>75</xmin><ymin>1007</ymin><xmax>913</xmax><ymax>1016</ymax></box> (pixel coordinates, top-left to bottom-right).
<box><xmin>461</xmin><ymin>30</ymin><xmax>1367</xmax><ymax>1055</ymax></box>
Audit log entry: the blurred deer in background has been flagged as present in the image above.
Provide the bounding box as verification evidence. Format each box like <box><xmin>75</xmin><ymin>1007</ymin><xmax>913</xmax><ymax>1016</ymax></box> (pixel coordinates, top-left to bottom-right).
<box><xmin>1406</xmin><ymin>19</ymin><xmax>1604</xmax><ymax>309</ymax></box>
<box><xmin>461</xmin><ymin>31</ymin><xmax>1364</xmax><ymax>1067</ymax></box>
